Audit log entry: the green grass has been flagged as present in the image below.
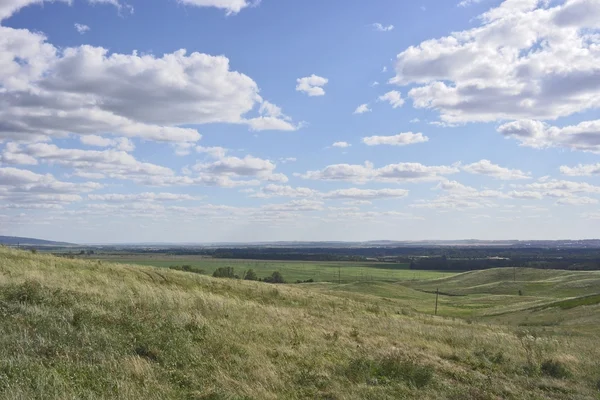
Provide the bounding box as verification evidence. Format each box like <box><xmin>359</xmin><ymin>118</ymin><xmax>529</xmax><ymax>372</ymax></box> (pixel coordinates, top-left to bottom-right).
<box><xmin>88</xmin><ymin>254</ymin><xmax>453</xmax><ymax>283</ymax></box>
<box><xmin>2</xmin><ymin>247</ymin><xmax>600</xmax><ymax>399</ymax></box>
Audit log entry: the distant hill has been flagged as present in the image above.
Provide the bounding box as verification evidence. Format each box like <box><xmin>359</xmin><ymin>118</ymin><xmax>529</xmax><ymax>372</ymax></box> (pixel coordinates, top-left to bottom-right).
<box><xmin>0</xmin><ymin>236</ymin><xmax>75</xmax><ymax>246</ymax></box>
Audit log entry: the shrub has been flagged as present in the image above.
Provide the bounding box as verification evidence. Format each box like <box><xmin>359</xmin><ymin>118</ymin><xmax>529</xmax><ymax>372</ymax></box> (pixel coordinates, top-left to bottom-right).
<box><xmin>243</xmin><ymin>269</ymin><xmax>258</xmax><ymax>281</ymax></box>
<box><xmin>541</xmin><ymin>359</ymin><xmax>572</xmax><ymax>379</ymax></box>
<box><xmin>263</xmin><ymin>271</ymin><xmax>285</xmax><ymax>284</ymax></box>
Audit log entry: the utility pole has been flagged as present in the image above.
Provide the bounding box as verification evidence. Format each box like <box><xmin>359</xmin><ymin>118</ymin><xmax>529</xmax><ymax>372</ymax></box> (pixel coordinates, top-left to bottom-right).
<box><xmin>513</xmin><ymin>266</ymin><xmax>516</xmax><ymax>282</ymax></box>
<box><xmin>434</xmin><ymin>288</ymin><xmax>439</xmax><ymax>316</ymax></box>
<box><xmin>338</xmin><ymin>266</ymin><xmax>341</xmax><ymax>284</ymax></box>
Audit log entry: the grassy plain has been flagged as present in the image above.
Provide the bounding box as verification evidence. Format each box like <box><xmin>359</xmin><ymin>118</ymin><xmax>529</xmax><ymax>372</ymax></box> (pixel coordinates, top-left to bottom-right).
<box><xmin>89</xmin><ymin>254</ymin><xmax>452</xmax><ymax>283</ymax></box>
<box><xmin>1</xmin><ymin>247</ymin><xmax>600</xmax><ymax>399</ymax></box>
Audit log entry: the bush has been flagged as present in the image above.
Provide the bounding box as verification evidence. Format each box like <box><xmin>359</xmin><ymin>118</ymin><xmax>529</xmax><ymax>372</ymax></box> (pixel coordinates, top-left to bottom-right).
<box><xmin>541</xmin><ymin>359</ymin><xmax>572</xmax><ymax>379</ymax></box>
<box><xmin>243</xmin><ymin>269</ymin><xmax>258</xmax><ymax>281</ymax></box>
<box><xmin>212</xmin><ymin>267</ymin><xmax>236</xmax><ymax>279</ymax></box>
<box><xmin>263</xmin><ymin>271</ymin><xmax>285</xmax><ymax>284</ymax></box>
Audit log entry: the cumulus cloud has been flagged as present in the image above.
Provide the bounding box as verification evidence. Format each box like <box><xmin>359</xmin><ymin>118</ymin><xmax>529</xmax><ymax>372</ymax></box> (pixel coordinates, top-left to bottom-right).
<box><xmin>372</xmin><ymin>23</ymin><xmax>394</xmax><ymax>32</ymax></box>
<box><xmin>193</xmin><ymin>155</ymin><xmax>288</xmax><ymax>185</ymax></box>
<box><xmin>296</xmin><ymin>75</ymin><xmax>328</xmax><ymax>96</ymax></box>
<box><xmin>362</xmin><ymin>132</ymin><xmax>428</xmax><ymax>146</ymax></box>
<box><xmin>498</xmin><ymin>119</ymin><xmax>600</xmax><ymax>153</ymax></box>
<box><xmin>80</xmin><ymin>135</ymin><xmax>135</xmax><ymax>152</ymax></box>
<box><xmin>323</xmin><ymin>188</ymin><xmax>409</xmax><ymax>200</ymax></box>
<box><xmin>462</xmin><ymin>160</ymin><xmax>531</xmax><ymax>180</ymax></box>
<box><xmin>0</xmin><ymin>167</ymin><xmax>100</xmax><ymax>205</ymax></box>
<box><xmin>354</xmin><ymin>104</ymin><xmax>371</xmax><ymax>114</ymax></box>
<box><xmin>458</xmin><ymin>0</ymin><xmax>483</xmax><ymax>7</ymax></box>
<box><xmin>74</xmin><ymin>23</ymin><xmax>90</xmax><ymax>34</ymax></box>
<box><xmin>176</xmin><ymin>0</ymin><xmax>259</xmax><ymax>15</ymax></box>
<box><xmin>332</xmin><ymin>141</ymin><xmax>351</xmax><ymax>148</ymax></box>
<box><xmin>390</xmin><ymin>0</ymin><xmax>600</xmax><ymax>124</ymax></box>
<box><xmin>560</xmin><ymin>163</ymin><xmax>600</xmax><ymax>176</ymax></box>
<box><xmin>262</xmin><ymin>199</ymin><xmax>324</xmax><ymax>212</ymax></box>
<box><xmin>0</xmin><ymin>28</ymin><xmax>297</xmax><ymax>144</ymax></box>
<box><xmin>300</xmin><ymin>161</ymin><xmax>459</xmax><ymax>183</ymax></box>
<box><xmin>88</xmin><ymin>192</ymin><xmax>199</xmax><ymax>202</ymax></box>
<box><xmin>556</xmin><ymin>196</ymin><xmax>598</xmax><ymax>205</ymax></box>
<box><xmin>250</xmin><ymin>184</ymin><xmax>318</xmax><ymax>198</ymax></box>
<box><xmin>378</xmin><ymin>90</ymin><xmax>404</xmax><ymax>108</ymax></box>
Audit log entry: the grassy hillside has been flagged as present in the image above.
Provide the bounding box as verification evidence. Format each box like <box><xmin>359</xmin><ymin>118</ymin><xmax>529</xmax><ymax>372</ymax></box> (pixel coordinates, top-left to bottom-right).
<box><xmin>1</xmin><ymin>247</ymin><xmax>599</xmax><ymax>399</ymax></box>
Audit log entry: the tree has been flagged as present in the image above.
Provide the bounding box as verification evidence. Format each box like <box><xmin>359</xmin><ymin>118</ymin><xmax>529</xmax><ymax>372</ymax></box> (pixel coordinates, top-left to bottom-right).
<box><xmin>264</xmin><ymin>271</ymin><xmax>285</xmax><ymax>284</ymax></box>
<box><xmin>244</xmin><ymin>269</ymin><xmax>258</xmax><ymax>281</ymax></box>
<box><xmin>212</xmin><ymin>267</ymin><xmax>236</xmax><ymax>279</ymax></box>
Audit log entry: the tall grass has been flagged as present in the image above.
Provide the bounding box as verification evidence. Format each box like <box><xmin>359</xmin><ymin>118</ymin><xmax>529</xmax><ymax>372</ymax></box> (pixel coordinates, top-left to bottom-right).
<box><xmin>0</xmin><ymin>247</ymin><xmax>598</xmax><ymax>399</ymax></box>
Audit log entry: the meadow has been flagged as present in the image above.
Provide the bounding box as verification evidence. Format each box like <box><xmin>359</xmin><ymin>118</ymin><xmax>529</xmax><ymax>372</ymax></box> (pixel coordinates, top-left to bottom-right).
<box><xmin>89</xmin><ymin>253</ymin><xmax>453</xmax><ymax>283</ymax></box>
<box><xmin>1</xmin><ymin>247</ymin><xmax>599</xmax><ymax>399</ymax></box>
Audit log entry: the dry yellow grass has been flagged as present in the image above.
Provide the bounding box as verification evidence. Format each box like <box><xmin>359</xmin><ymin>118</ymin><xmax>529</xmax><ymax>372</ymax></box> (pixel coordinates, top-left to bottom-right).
<box><xmin>0</xmin><ymin>247</ymin><xmax>598</xmax><ymax>399</ymax></box>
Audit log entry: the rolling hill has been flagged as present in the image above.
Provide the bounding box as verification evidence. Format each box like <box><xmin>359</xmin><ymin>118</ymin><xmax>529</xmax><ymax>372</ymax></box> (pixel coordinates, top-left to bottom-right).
<box><xmin>0</xmin><ymin>235</ymin><xmax>75</xmax><ymax>246</ymax></box>
<box><xmin>0</xmin><ymin>247</ymin><xmax>598</xmax><ymax>399</ymax></box>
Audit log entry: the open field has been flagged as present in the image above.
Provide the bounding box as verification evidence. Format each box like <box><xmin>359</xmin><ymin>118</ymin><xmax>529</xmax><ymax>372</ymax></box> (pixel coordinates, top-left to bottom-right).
<box><xmin>2</xmin><ymin>247</ymin><xmax>600</xmax><ymax>399</ymax></box>
<box><xmin>86</xmin><ymin>254</ymin><xmax>453</xmax><ymax>283</ymax></box>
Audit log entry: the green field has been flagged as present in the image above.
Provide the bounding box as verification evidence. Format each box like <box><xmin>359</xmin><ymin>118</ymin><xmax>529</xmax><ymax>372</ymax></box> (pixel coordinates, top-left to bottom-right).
<box><xmin>2</xmin><ymin>248</ymin><xmax>600</xmax><ymax>399</ymax></box>
<box><xmin>90</xmin><ymin>254</ymin><xmax>454</xmax><ymax>283</ymax></box>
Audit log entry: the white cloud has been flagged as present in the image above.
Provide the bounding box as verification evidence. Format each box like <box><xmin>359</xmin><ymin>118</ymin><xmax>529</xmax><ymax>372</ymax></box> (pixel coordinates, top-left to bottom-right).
<box><xmin>74</xmin><ymin>23</ymin><xmax>90</xmax><ymax>34</ymax></box>
<box><xmin>343</xmin><ymin>200</ymin><xmax>372</xmax><ymax>206</ymax></box>
<box><xmin>499</xmin><ymin>119</ymin><xmax>600</xmax><ymax>153</ymax></box>
<box><xmin>196</xmin><ymin>146</ymin><xmax>228</xmax><ymax>158</ymax></box>
<box><xmin>262</xmin><ymin>199</ymin><xmax>324</xmax><ymax>212</ymax></box>
<box><xmin>279</xmin><ymin>157</ymin><xmax>297</xmax><ymax>164</ymax></box>
<box><xmin>391</xmin><ymin>0</ymin><xmax>600</xmax><ymax>124</ymax></box>
<box><xmin>458</xmin><ymin>0</ymin><xmax>483</xmax><ymax>7</ymax></box>
<box><xmin>354</xmin><ymin>104</ymin><xmax>371</xmax><ymax>114</ymax></box>
<box><xmin>88</xmin><ymin>192</ymin><xmax>199</xmax><ymax>202</ymax></box>
<box><xmin>372</xmin><ymin>23</ymin><xmax>394</xmax><ymax>32</ymax></box>
<box><xmin>0</xmin><ymin>167</ymin><xmax>100</xmax><ymax>205</ymax></box>
<box><xmin>371</xmin><ymin>81</ymin><xmax>380</xmax><ymax>87</ymax></box>
<box><xmin>462</xmin><ymin>159</ymin><xmax>531</xmax><ymax>180</ymax></box>
<box><xmin>0</xmin><ymin>0</ymin><xmax>125</xmax><ymax>21</ymax></box>
<box><xmin>556</xmin><ymin>196</ymin><xmax>598</xmax><ymax>205</ymax></box>
<box><xmin>300</xmin><ymin>161</ymin><xmax>459</xmax><ymax>183</ymax></box>
<box><xmin>80</xmin><ymin>135</ymin><xmax>135</xmax><ymax>152</ymax></box>
<box><xmin>323</xmin><ymin>188</ymin><xmax>409</xmax><ymax>200</ymax></box>
<box><xmin>0</xmin><ymin>28</ymin><xmax>297</xmax><ymax>144</ymax></box>
<box><xmin>296</xmin><ymin>75</ymin><xmax>328</xmax><ymax>96</ymax></box>
<box><xmin>362</xmin><ymin>132</ymin><xmax>428</xmax><ymax>146</ymax></box>
<box><xmin>250</xmin><ymin>184</ymin><xmax>318</xmax><ymax>198</ymax></box>
<box><xmin>193</xmin><ymin>155</ymin><xmax>287</xmax><ymax>184</ymax></box>
<box><xmin>378</xmin><ymin>90</ymin><xmax>405</xmax><ymax>108</ymax></box>
<box><xmin>332</xmin><ymin>141</ymin><xmax>351</xmax><ymax>148</ymax></box>
<box><xmin>176</xmin><ymin>0</ymin><xmax>259</xmax><ymax>15</ymax></box>
<box><xmin>560</xmin><ymin>163</ymin><xmax>600</xmax><ymax>176</ymax></box>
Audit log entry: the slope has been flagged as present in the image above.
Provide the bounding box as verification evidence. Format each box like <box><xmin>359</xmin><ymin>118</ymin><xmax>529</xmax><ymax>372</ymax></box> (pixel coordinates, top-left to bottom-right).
<box><xmin>0</xmin><ymin>247</ymin><xmax>598</xmax><ymax>399</ymax></box>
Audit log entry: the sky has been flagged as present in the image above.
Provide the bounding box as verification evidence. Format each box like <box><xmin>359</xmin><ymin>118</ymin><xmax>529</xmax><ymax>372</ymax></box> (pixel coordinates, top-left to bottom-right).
<box><xmin>0</xmin><ymin>0</ymin><xmax>599</xmax><ymax>243</ymax></box>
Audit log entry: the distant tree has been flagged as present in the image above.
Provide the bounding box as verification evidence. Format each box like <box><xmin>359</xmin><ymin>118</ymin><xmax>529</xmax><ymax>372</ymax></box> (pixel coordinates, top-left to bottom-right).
<box><xmin>264</xmin><ymin>271</ymin><xmax>285</xmax><ymax>284</ymax></box>
<box><xmin>244</xmin><ymin>269</ymin><xmax>258</xmax><ymax>281</ymax></box>
<box><xmin>213</xmin><ymin>267</ymin><xmax>236</xmax><ymax>279</ymax></box>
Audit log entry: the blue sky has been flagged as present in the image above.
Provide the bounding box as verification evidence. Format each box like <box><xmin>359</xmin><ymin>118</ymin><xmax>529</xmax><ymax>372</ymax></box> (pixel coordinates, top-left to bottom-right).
<box><xmin>1</xmin><ymin>0</ymin><xmax>599</xmax><ymax>243</ymax></box>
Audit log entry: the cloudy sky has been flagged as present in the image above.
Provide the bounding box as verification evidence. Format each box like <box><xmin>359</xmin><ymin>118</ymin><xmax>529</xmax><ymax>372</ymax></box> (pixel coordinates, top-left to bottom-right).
<box><xmin>1</xmin><ymin>0</ymin><xmax>599</xmax><ymax>243</ymax></box>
